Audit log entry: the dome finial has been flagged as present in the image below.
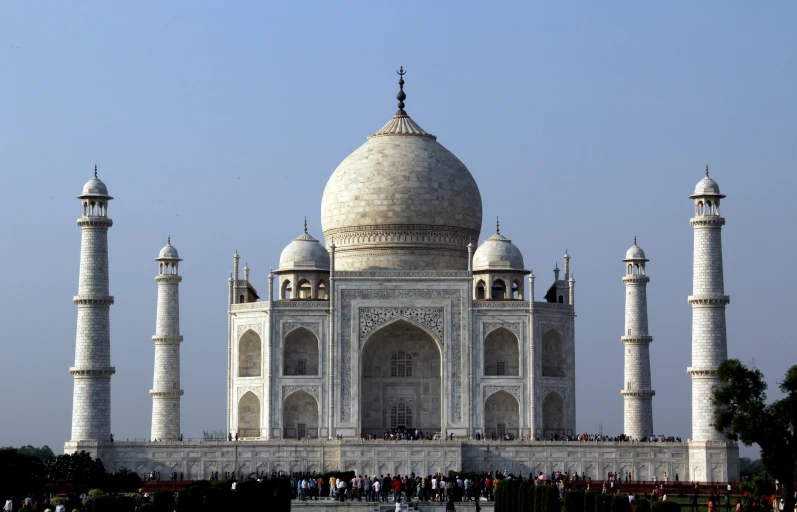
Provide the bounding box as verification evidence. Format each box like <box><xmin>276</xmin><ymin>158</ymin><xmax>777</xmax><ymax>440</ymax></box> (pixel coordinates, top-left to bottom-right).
<box><xmin>168</xmin><ymin>234</ymin><xmax>171</xmax><ymax>245</ymax></box>
<box><xmin>634</xmin><ymin>236</ymin><xmax>637</xmax><ymax>246</ymax></box>
<box><xmin>396</xmin><ymin>66</ymin><xmax>407</xmax><ymax>116</ymax></box>
<box><xmin>706</xmin><ymin>164</ymin><xmax>709</xmax><ymax>177</ymax></box>
<box><xmin>304</xmin><ymin>216</ymin><xmax>307</xmax><ymax>233</ymax></box>
<box><xmin>94</xmin><ymin>163</ymin><xmax>98</xmax><ymax>179</ymax></box>
<box><xmin>496</xmin><ymin>216</ymin><xmax>500</xmax><ymax>234</ymax></box>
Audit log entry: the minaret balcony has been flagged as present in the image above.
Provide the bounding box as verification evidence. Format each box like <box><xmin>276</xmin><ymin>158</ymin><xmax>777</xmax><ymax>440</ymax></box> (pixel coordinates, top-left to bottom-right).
<box><xmin>73</xmin><ymin>295</ymin><xmax>114</xmax><ymax>306</ymax></box>
<box><xmin>621</xmin><ymin>335</ymin><xmax>653</xmax><ymax>344</ymax></box>
<box><xmin>149</xmin><ymin>390</ymin><xmax>184</xmax><ymax>398</ymax></box>
<box><xmin>620</xmin><ymin>389</ymin><xmax>655</xmax><ymax>397</ymax></box>
<box><xmin>687</xmin><ymin>367</ymin><xmax>719</xmax><ymax>377</ymax></box>
<box><xmin>76</xmin><ymin>216</ymin><xmax>113</xmax><ymax>228</ymax></box>
<box><xmin>687</xmin><ymin>295</ymin><xmax>730</xmax><ymax>305</ymax></box>
<box><xmin>689</xmin><ymin>216</ymin><xmax>725</xmax><ymax>227</ymax></box>
<box><xmin>69</xmin><ymin>366</ymin><xmax>115</xmax><ymax>377</ymax></box>
<box><xmin>152</xmin><ymin>335</ymin><xmax>183</xmax><ymax>344</ymax></box>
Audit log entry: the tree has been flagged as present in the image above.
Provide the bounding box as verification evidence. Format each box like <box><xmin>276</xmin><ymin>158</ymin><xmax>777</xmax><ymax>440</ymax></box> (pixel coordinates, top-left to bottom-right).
<box><xmin>712</xmin><ymin>360</ymin><xmax>797</xmax><ymax>512</ymax></box>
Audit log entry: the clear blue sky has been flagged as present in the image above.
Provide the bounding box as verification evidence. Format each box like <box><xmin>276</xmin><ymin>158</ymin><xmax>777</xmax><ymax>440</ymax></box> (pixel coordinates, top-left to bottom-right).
<box><xmin>1</xmin><ymin>2</ymin><xmax>794</xmax><ymax>458</ymax></box>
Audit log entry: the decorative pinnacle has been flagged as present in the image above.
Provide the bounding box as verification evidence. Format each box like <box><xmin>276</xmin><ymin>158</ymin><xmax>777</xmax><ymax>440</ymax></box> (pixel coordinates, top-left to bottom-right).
<box><xmin>634</xmin><ymin>236</ymin><xmax>637</xmax><ymax>246</ymax></box>
<box><xmin>496</xmin><ymin>216</ymin><xmax>500</xmax><ymax>234</ymax></box>
<box><xmin>94</xmin><ymin>164</ymin><xmax>98</xmax><ymax>179</ymax></box>
<box><xmin>304</xmin><ymin>216</ymin><xmax>307</xmax><ymax>233</ymax></box>
<box><xmin>167</xmin><ymin>235</ymin><xmax>171</xmax><ymax>245</ymax></box>
<box><xmin>706</xmin><ymin>164</ymin><xmax>709</xmax><ymax>177</ymax></box>
<box><xmin>396</xmin><ymin>66</ymin><xmax>407</xmax><ymax>116</ymax></box>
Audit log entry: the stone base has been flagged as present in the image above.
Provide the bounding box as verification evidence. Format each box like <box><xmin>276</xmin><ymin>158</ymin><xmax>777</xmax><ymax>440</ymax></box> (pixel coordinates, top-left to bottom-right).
<box><xmin>65</xmin><ymin>439</ymin><xmax>740</xmax><ymax>482</ymax></box>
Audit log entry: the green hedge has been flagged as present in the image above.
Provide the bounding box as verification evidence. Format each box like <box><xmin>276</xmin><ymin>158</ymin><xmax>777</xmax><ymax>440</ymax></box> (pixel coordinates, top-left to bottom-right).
<box><xmin>152</xmin><ymin>489</ymin><xmax>173</xmax><ymax>512</ymax></box>
<box><xmin>92</xmin><ymin>495</ymin><xmax>135</xmax><ymax>512</ymax></box>
<box><xmin>535</xmin><ymin>483</ymin><xmax>547</xmax><ymax>512</ymax></box>
<box><xmin>544</xmin><ymin>484</ymin><xmax>562</xmax><ymax>512</ymax></box>
<box><xmin>596</xmin><ymin>493</ymin><xmax>614</xmax><ymax>512</ymax></box>
<box><xmin>636</xmin><ymin>497</ymin><xmax>652</xmax><ymax>512</ymax></box>
<box><xmin>565</xmin><ymin>490</ymin><xmax>584</xmax><ymax>512</ymax></box>
<box><xmin>584</xmin><ymin>491</ymin><xmax>597</xmax><ymax>512</ymax></box>
<box><xmin>611</xmin><ymin>494</ymin><xmax>632</xmax><ymax>512</ymax></box>
<box><xmin>652</xmin><ymin>501</ymin><xmax>681</xmax><ymax>512</ymax></box>
<box><xmin>495</xmin><ymin>479</ymin><xmax>506</xmax><ymax>512</ymax></box>
<box><xmin>519</xmin><ymin>482</ymin><xmax>533</xmax><ymax>512</ymax></box>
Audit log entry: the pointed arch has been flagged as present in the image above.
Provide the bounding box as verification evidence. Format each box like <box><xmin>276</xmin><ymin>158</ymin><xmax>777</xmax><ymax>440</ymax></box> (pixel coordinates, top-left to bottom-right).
<box><xmin>542</xmin><ymin>391</ymin><xmax>565</xmax><ymax>438</ymax></box>
<box><xmin>484</xmin><ymin>327</ymin><xmax>520</xmax><ymax>376</ymax></box>
<box><xmin>485</xmin><ymin>390</ymin><xmax>520</xmax><ymax>437</ymax></box>
<box><xmin>296</xmin><ymin>279</ymin><xmax>312</xmax><ymax>299</ymax></box>
<box><xmin>284</xmin><ymin>327</ymin><xmax>319</xmax><ymax>376</ymax></box>
<box><xmin>238</xmin><ymin>329</ymin><xmax>261</xmax><ymax>377</ymax></box>
<box><xmin>491</xmin><ymin>279</ymin><xmax>507</xmax><ymax>299</ymax></box>
<box><xmin>542</xmin><ymin>329</ymin><xmax>565</xmax><ymax>377</ymax></box>
<box><xmin>281</xmin><ymin>279</ymin><xmax>292</xmax><ymax>300</ymax></box>
<box><xmin>475</xmin><ymin>279</ymin><xmax>486</xmax><ymax>299</ymax></box>
<box><xmin>282</xmin><ymin>390</ymin><xmax>319</xmax><ymax>439</ymax></box>
<box><xmin>317</xmin><ymin>280</ymin><xmax>327</xmax><ymax>300</ymax></box>
<box><xmin>238</xmin><ymin>391</ymin><xmax>261</xmax><ymax>438</ymax></box>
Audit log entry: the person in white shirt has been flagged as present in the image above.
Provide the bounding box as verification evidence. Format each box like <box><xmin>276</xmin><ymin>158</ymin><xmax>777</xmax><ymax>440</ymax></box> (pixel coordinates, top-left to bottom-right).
<box><xmin>374</xmin><ymin>479</ymin><xmax>382</xmax><ymax>502</ymax></box>
<box><xmin>432</xmin><ymin>477</ymin><xmax>438</xmax><ymax>501</ymax></box>
<box><xmin>4</xmin><ymin>499</ymin><xmax>13</xmax><ymax>512</ymax></box>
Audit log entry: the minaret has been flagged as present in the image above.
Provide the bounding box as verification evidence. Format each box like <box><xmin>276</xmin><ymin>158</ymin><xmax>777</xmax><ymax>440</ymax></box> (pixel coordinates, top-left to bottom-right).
<box><xmin>688</xmin><ymin>166</ymin><xmax>729</xmax><ymax>442</ymax></box>
<box><xmin>70</xmin><ymin>166</ymin><xmax>116</xmax><ymax>442</ymax></box>
<box><xmin>621</xmin><ymin>237</ymin><xmax>655</xmax><ymax>440</ymax></box>
<box><xmin>150</xmin><ymin>237</ymin><xmax>184</xmax><ymax>441</ymax></box>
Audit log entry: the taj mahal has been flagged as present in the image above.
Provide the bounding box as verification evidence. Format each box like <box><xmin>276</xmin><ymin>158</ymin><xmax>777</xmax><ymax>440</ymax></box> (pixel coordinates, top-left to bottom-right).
<box><xmin>64</xmin><ymin>71</ymin><xmax>740</xmax><ymax>483</ymax></box>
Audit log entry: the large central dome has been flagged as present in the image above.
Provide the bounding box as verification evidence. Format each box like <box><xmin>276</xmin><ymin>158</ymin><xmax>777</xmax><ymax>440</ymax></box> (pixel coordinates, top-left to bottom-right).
<box><xmin>321</xmin><ymin>72</ymin><xmax>483</xmax><ymax>271</ymax></box>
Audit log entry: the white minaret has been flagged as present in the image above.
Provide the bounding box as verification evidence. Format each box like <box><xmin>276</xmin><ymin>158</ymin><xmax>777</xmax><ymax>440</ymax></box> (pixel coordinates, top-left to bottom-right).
<box><xmin>150</xmin><ymin>237</ymin><xmax>184</xmax><ymax>441</ymax></box>
<box><xmin>621</xmin><ymin>237</ymin><xmax>655</xmax><ymax>440</ymax></box>
<box><xmin>70</xmin><ymin>166</ymin><xmax>116</xmax><ymax>442</ymax></box>
<box><xmin>688</xmin><ymin>166</ymin><xmax>729</xmax><ymax>442</ymax></box>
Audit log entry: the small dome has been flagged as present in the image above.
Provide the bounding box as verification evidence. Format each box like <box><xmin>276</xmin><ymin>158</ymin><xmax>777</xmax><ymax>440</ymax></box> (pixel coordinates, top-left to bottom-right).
<box><xmin>623</xmin><ymin>239</ymin><xmax>647</xmax><ymax>261</ymax></box>
<box><xmin>78</xmin><ymin>166</ymin><xmax>112</xmax><ymax>199</ymax></box>
<box><xmin>158</xmin><ymin>238</ymin><xmax>180</xmax><ymax>260</ymax></box>
<box><xmin>690</xmin><ymin>166</ymin><xmax>725</xmax><ymax>198</ymax></box>
<box><xmin>473</xmin><ymin>225</ymin><xmax>525</xmax><ymax>271</ymax></box>
<box><xmin>279</xmin><ymin>230</ymin><xmax>330</xmax><ymax>272</ymax></box>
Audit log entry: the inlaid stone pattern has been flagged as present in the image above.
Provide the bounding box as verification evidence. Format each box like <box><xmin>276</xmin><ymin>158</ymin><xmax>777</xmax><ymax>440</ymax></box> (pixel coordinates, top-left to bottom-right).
<box><xmin>341</xmin><ymin>289</ymin><xmax>462</xmax><ymax>423</ymax></box>
<box><xmin>359</xmin><ymin>307</ymin><xmax>444</xmax><ymax>346</ymax></box>
<box><xmin>237</xmin><ymin>385</ymin><xmax>263</xmax><ymax>402</ymax></box>
<box><xmin>237</xmin><ymin>323</ymin><xmax>263</xmax><ymax>340</ymax></box>
<box><xmin>484</xmin><ymin>385</ymin><xmax>521</xmax><ymax>402</ymax></box>
<box><xmin>282</xmin><ymin>322</ymin><xmax>320</xmax><ymax>338</ymax></box>
<box><xmin>283</xmin><ymin>385</ymin><xmax>320</xmax><ymax>402</ymax></box>
<box><xmin>483</xmin><ymin>322</ymin><xmax>520</xmax><ymax>339</ymax></box>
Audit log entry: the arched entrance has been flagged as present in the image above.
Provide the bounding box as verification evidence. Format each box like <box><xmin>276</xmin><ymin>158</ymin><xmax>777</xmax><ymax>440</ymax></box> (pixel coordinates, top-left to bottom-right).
<box><xmin>360</xmin><ymin>319</ymin><xmax>441</xmax><ymax>435</ymax></box>
<box><xmin>542</xmin><ymin>391</ymin><xmax>565</xmax><ymax>439</ymax></box>
<box><xmin>282</xmin><ymin>390</ymin><xmax>319</xmax><ymax>439</ymax></box>
<box><xmin>484</xmin><ymin>390</ymin><xmax>520</xmax><ymax>437</ymax></box>
<box><xmin>238</xmin><ymin>392</ymin><xmax>260</xmax><ymax>438</ymax></box>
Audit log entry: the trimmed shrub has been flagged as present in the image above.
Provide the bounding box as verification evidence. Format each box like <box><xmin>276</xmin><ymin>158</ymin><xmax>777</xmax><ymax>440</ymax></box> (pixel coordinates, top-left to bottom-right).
<box><xmin>611</xmin><ymin>494</ymin><xmax>632</xmax><ymax>512</ymax></box>
<box><xmin>141</xmin><ymin>505</ymin><xmax>155</xmax><ymax>512</ymax></box>
<box><xmin>597</xmin><ymin>493</ymin><xmax>614</xmax><ymax>512</ymax></box>
<box><xmin>545</xmin><ymin>484</ymin><xmax>562</xmax><ymax>512</ymax></box>
<box><xmin>584</xmin><ymin>491</ymin><xmax>597</xmax><ymax>512</ymax></box>
<box><xmin>235</xmin><ymin>480</ymin><xmax>263</xmax><ymax>509</ymax></box>
<box><xmin>652</xmin><ymin>501</ymin><xmax>680</xmax><ymax>512</ymax></box>
<box><xmin>91</xmin><ymin>495</ymin><xmax>116</xmax><ymax>512</ymax></box>
<box><xmin>153</xmin><ymin>489</ymin><xmax>173</xmax><ymax>512</ymax></box>
<box><xmin>566</xmin><ymin>490</ymin><xmax>585</xmax><ymax>512</ymax></box>
<box><xmin>535</xmin><ymin>483</ymin><xmax>547</xmax><ymax>512</ymax></box>
<box><xmin>525</xmin><ymin>481</ymin><xmax>536</xmax><ymax>512</ymax></box>
<box><xmin>494</xmin><ymin>480</ymin><xmax>505</xmax><ymax>512</ymax></box>
<box><xmin>636</xmin><ymin>497</ymin><xmax>652</xmax><ymax>512</ymax></box>
<box><xmin>204</xmin><ymin>486</ymin><xmax>230</xmax><ymax>511</ymax></box>
<box><xmin>519</xmin><ymin>482</ymin><xmax>531</xmax><ymax>512</ymax></box>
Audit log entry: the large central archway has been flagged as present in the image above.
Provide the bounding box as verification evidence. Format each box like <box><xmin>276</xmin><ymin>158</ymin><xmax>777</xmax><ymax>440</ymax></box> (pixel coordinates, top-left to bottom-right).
<box><xmin>360</xmin><ymin>319</ymin><xmax>442</xmax><ymax>435</ymax></box>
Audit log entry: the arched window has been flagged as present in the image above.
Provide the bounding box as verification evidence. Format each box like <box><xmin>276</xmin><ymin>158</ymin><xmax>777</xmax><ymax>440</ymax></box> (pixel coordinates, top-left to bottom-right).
<box><xmin>484</xmin><ymin>327</ymin><xmax>520</xmax><ymax>376</ymax></box>
<box><xmin>238</xmin><ymin>330</ymin><xmax>261</xmax><ymax>377</ymax></box>
<box><xmin>317</xmin><ymin>281</ymin><xmax>328</xmax><ymax>300</ymax></box>
<box><xmin>284</xmin><ymin>327</ymin><xmax>319</xmax><ymax>376</ymax></box>
<box><xmin>390</xmin><ymin>400</ymin><xmax>413</xmax><ymax>429</ymax></box>
<box><xmin>281</xmin><ymin>280</ymin><xmax>292</xmax><ymax>300</ymax></box>
<box><xmin>297</xmin><ymin>279</ymin><xmax>312</xmax><ymax>299</ymax></box>
<box><xmin>491</xmin><ymin>279</ymin><xmax>506</xmax><ymax>300</ymax></box>
<box><xmin>476</xmin><ymin>280</ymin><xmax>486</xmax><ymax>299</ymax></box>
<box><xmin>239</xmin><ymin>294</ymin><xmax>245</xmax><ymax>303</ymax></box>
<box><xmin>390</xmin><ymin>350</ymin><xmax>412</xmax><ymax>377</ymax></box>
<box><xmin>511</xmin><ymin>280</ymin><xmax>520</xmax><ymax>299</ymax></box>
<box><xmin>558</xmin><ymin>295</ymin><xmax>564</xmax><ymax>303</ymax></box>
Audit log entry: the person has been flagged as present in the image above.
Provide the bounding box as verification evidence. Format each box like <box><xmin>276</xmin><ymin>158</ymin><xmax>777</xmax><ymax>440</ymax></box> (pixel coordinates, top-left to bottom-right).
<box><xmin>395</xmin><ymin>497</ymin><xmax>403</xmax><ymax>511</ymax></box>
<box><xmin>675</xmin><ymin>473</ymin><xmax>679</xmax><ymax>482</ymax></box>
<box><xmin>475</xmin><ymin>497</ymin><xmax>482</xmax><ymax>511</ymax></box>
<box><xmin>690</xmin><ymin>493</ymin><xmax>699</xmax><ymax>512</ymax></box>
<box><xmin>735</xmin><ymin>499</ymin><xmax>742</xmax><ymax>512</ymax></box>
<box><xmin>3</xmin><ymin>499</ymin><xmax>12</xmax><ymax>512</ymax></box>
<box><xmin>55</xmin><ymin>502</ymin><xmax>66</xmax><ymax>512</ymax></box>
<box><xmin>446</xmin><ymin>495</ymin><xmax>457</xmax><ymax>511</ymax></box>
<box><xmin>374</xmin><ymin>478</ymin><xmax>381</xmax><ymax>502</ymax></box>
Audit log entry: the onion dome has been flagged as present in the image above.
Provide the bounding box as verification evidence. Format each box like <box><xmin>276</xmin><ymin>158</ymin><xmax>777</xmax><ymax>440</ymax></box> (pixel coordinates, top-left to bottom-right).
<box><xmin>623</xmin><ymin>237</ymin><xmax>648</xmax><ymax>262</ymax></box>
<box><xmin>78</xmin><ymin>165</ymin><xmax>113</xmax><ymax>199</ymax></box>
<box><xmin>690</xmin><ymin>165</ymin><xmax>726</xmax><ymax>198</ymax></box>
<box><xmin>473</xmin><ymin>218</ymin><xmax>525</xmax><ymax>271</ymax></box>
<box><xmin>320</xmin><ymin>67</ymin><xmax>482</xmax><ymax>271</ymax></box>
<box><xmin>157</xmin><ymin>236</ymin><xmax>181</xmax><ymax>261</ymax></box>
<box><xmin>278</xmin><ymin>221</ymin><xmax>330</xmax><ymax>271</ymax></box>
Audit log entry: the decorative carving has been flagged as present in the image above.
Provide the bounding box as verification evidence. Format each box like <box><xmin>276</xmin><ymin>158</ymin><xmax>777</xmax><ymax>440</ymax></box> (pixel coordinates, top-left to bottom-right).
<box><xmin>340</xmin><ymin>289</ymin><xmax>462</xmax><ymax>423</ymax></box>
<box><xmin>388</xmin><ymin>396</ymin><xmax>415</xmax><ymax>406</ymax></box>
<box><xmin>237</xmin><ymin>323</ymin><xmax>263</xmax><ymax>340</ymax></box>
<box><xmin>542</xmin><ymin>386</ymin><xmax>567</xmax><ymax>398</ymax></box>
<box><xmin>483</xmin><ymin>385</ymin><xmax>521</xmax><ymax>402</ymax></box>
<box><xmin>359</xmin><ymin>307</ymin><xmax>443</xmax><ymax>346</ymax></box>
<box><xmin>282</xmin><ymin>322</ymin><xmax>321</xmax><ymax>338</ymax></box>
<box><xmin>237</xmin><ymin>385</ymin><xmax>263</xmax><ymax>402</ymax></box>
<box><xmin>483</xmin><ymin>323</ymin><xmax>520</xmax><ymax>339</ymax></box>
<box><xmin>473</xmin><ymin>301</ymin><xmax>529</xmax><ymax>309</ymax></box>
<box><xmin>273</xmin><ymin>301</ymin><xmax>329</xmax><ymax>309</ymax></box>
<box><xmin>336</xmin><ymin>270</ymin><xmax>470</xmax><ymax>278</ymax></box>
<box><xmin>283</xmin><ymin>385</ymin><xmax>320</xmax><ymax>402</ymax></box>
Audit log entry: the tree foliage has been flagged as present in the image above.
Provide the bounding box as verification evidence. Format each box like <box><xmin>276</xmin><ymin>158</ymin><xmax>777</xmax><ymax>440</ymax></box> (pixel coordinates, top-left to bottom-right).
<box><xmin>712</xmin><ymin>360</ymin><xmax>797</xmax><ymax>512</ymax></box>
<box><xmin>0</xmin><ymin>448</ymin><xmax>47</xmax><ymax>501</ymax></box>
<box><xmin>45</xmin><ymin>450</ymin><xmax>107</xmax><ymax>490</ymax></box>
